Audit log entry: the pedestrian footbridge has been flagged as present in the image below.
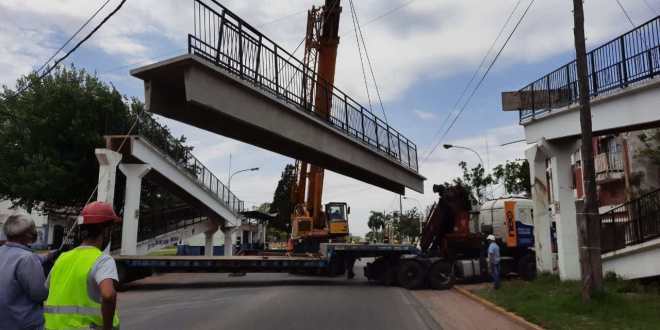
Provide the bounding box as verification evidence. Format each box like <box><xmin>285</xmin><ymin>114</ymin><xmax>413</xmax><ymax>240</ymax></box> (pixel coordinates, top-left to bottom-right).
<box><xmin>97</xmin><ymin>113</ymin><xmax>244</xmax><ymax>256</ymax></box>
<box><xmin>130</xmin><ymin>0</ymin><xmax>424</xmax><ymax>194</ymax></box>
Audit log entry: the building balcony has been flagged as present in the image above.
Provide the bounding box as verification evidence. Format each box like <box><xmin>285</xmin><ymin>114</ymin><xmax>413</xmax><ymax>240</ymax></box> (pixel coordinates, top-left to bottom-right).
<box><xmin>595</xmin><ymin>151</ymin><xmax>625</xmax><ymax>183</ymax></box>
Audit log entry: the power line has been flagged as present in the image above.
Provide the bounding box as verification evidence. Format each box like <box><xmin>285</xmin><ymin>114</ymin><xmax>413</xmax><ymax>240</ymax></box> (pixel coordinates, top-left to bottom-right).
<box><xmin>424</xmin><ymin>0</ymin><xmax>536</xmax><ymax>162</ymax></box>
<box><xmin>615</xmin><ymin>0</ymin><xmax>636</xmax><ymax>27</ymax></box>
<box><xmin>342</xmin><ymin>0</ymin><xmax>417</xmax><ymax>37</ymax></box>
<box><xmin>256</xmin><ymin>9</ymin><xmax>307</xmax><ymax>28</ymax></box>
<box><xmin>348</xmin><ymin>0</ymin><xmax>375</xmax><ymax>113</ymax></box>
<box><xmin>349</xmin><ymin>0</ymin><xmax>389</xmax><ymax>123</ymax></box>
<box><xmin>10</xmin><ymin>0</ymin><xmax>128</xmax><ymax>98</ymax></box>
<box><xmin>36</xmin><ymin>0</ymin><xmax>112</xmax><ymax>75</ymax></box>
<box><xmin>425</xmin><ymin>0</ymin><xmax>525</xmax><ymax>159</ymax></box>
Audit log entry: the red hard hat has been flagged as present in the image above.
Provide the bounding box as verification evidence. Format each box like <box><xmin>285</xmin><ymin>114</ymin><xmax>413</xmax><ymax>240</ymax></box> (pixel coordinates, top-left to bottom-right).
<box><xmin>81</xmin><ymin>201</ymin><xmax>121</xmax><ymax>224</ymax></box>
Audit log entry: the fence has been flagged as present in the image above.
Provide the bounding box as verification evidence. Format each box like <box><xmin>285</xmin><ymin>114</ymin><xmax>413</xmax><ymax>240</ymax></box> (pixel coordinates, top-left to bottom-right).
<box><xmin>133</xmin><ymin>112</ymin><xmax>245</xmax><ymax>215</ymax></box>
<box><xmin>601</xmin><ymin>188</ymin><xmax>660</xmax><ymax>253</ymax></box>
<box><xmin>188</xmin><ymin>0</ymin><xmax>418</xmax><ymax>171</ymax></box>
<box><xmin>518</xmin><ymin>16</ymin><xmax>660</xmax><ymax>123</ymax></box>
<box><xmin>138</xmin><ymin>205</ymin><xmax>207</xmax><ymax>242</ymax></box>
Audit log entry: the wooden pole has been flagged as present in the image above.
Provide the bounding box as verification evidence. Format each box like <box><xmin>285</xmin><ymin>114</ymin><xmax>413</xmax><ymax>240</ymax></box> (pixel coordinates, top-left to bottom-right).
<box><xmin>572</xmin><ymin>0</ymin><xmax>603</xmax><ymax>301</ymax></box>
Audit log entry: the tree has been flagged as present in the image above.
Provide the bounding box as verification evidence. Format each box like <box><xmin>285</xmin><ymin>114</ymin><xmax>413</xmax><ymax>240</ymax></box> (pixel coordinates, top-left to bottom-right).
<box><xmin>269</xmin><ymin>164</ymin><xmax>296</xmax><ymax>232</ymax></box>
<box><xmin>397</xmin><ymin>208</ymin><xmax>422</xmax><ymax>243</ymax></box>
<box><xmin>367</xmin><ymin>211</ymin><xmax>386</xmax><ymax>233</ymax></box>
<box><xmin>457</xmin><ymin>161</ymin><xmax>494</xmax><ymax>203</ymax></box>
<box><xmin>638</xmin><ymin>129</ymin><xmax>660</xmax><ymax>165</ymax></box>
<box><xmin>0</xmin><ymin>66</ymin><xmax>192</xmax><ymax>214</ymax></box>
<box><xmin>492</xmin><ymin>159</ymin><xmax>531</xmax><ymax>196</ymax></box>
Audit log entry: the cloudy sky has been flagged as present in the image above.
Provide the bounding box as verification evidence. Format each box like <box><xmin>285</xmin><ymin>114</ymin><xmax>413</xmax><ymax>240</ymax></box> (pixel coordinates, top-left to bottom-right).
<box><xmin>1</xmin><ymin>0</ymin><xmax>657</xmax><ymax>236</ymax></box>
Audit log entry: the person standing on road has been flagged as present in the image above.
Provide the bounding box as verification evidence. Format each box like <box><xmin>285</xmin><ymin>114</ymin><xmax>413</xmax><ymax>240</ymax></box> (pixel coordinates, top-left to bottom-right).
<box><xmin>0</xmin><ymin>214</ymin><xmax>54</xmax><ymax>330</ymax></box>
<box><xmin>44</xmin><ymin>202</ymin><xmax>121</xmax><ymax>330</ymax></box>
<box><xmin>487</xmin><ymin>235</ymin><xmax>501</xmax><ymax>290</ymax></box>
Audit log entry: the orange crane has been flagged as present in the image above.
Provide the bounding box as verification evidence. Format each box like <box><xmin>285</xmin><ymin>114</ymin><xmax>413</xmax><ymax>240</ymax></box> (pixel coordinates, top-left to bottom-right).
<box><xmin>290</xmin><ymin>0</ymin><xmax>350</xmax><ymax>248</ymax></box>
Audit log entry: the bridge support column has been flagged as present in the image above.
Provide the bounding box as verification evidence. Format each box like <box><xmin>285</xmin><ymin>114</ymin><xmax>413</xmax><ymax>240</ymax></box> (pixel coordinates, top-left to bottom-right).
<box><xmin>546</xmin><ymin>139</ymin><xmax>582</xmax><ymax>280</ymax></box>
<box><xmin>119</xmin><ymin>164</ymin><xmax>152</xmax><ymax>255</ymax></box>
<box><xmin>223</xmin><ymin>227</ymin><xmax>236</xmax><ymax>257</ymax></box>
<box><xmin>95</xmin><ymin>149</ymin><xmax>122</xmax><ymax>205</ymax></box>
<box><xmin>526</xmin><ymin>144</ymin><xmax>555</xmax><ymax>274</ymax></box>
<box><xmin>204</xmin><ymin>220</ymin><xmax>219</xmax><ymax>257</ymax></box>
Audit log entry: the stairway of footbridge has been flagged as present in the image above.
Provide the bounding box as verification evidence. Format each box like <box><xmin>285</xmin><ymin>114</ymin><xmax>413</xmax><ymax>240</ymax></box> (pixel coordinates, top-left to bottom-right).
<box><xmin>131</xmin><ymin>0</ymin><xmax>424</xmax><ymax>194</ymax></box>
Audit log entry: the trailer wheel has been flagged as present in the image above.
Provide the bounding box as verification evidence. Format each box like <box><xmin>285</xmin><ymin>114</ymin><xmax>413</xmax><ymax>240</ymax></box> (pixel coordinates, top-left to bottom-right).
<box><xmin>428</xmin><ymin>261</ymin><xmax>455</xmax><ymax>290</ymax></box>
<box><xmin>397</xmin><ymin>260</ymin><xmax>426</xmax><ymax>290</ymax></box>
<box><xmin>517</xmin><ymin>253</ymin><xmax>537</xmax><ymax>281</ymax></box>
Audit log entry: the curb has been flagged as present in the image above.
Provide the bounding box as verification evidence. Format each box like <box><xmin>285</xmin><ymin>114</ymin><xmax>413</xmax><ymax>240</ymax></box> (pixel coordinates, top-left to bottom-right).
<box><xmin>453</xmin><ymin>286</ymin><xmax>544</xmax><ymax>330</ymax></box>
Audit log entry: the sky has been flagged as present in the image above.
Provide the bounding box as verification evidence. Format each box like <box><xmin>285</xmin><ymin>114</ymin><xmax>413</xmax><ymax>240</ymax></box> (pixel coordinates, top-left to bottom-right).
<box><xmin>1</xmin><ymin>0</ymin><xmax>658</xmax><ymax>236</ymax></box>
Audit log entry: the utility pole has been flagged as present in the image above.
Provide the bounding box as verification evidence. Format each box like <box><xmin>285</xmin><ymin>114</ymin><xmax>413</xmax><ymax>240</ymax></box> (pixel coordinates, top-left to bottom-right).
<box><xmin>572</xmin><ymin>0</ymin><xmax>603</xmax><ymax>300</ymax></box>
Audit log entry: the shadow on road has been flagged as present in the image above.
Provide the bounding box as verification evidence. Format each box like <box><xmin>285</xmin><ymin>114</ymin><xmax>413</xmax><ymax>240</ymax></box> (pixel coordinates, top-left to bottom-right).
<box><xmin>120</xmin><ymin>277</ymin><xmax>376</xmax><ymax>292</ymax></box>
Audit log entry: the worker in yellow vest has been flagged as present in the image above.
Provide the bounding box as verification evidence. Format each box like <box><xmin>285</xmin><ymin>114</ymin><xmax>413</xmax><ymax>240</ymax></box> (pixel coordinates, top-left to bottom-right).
<box><xmin>44</xmin><ymin>201</ymin><xmax>121</xmax><ymax>329</ymax></box>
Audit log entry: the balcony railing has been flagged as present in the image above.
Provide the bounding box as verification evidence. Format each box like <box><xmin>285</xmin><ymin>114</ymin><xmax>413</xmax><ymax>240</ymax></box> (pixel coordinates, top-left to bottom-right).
<box><xmin>601</xmin><ymin>188</ymin><xmax>660</xmax><ymax>253</ymax></box>
<box><xmin>188</xmin><ymin>0</ymin><xmax>418</xmax><ymax>172</ymax></box>
<box><xmin>517</xmin><ymin>16</ymin><xmax>660</xmax><ymax>123</ymax></box>
<box><xmin>595</xmin><ymin>151</ymin><xmax>624</xmax><ymax>174</ymax></box>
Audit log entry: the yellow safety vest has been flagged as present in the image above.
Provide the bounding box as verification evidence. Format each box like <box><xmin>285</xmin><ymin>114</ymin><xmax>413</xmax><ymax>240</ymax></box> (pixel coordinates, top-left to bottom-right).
<box><xmin>44</xmin><ymin>246</ymin><xmax>120</xmax><ymax>329</ymax></box>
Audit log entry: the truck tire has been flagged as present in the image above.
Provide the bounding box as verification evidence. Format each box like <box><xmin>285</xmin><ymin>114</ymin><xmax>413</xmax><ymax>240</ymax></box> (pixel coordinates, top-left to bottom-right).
<box><xmin>397</xmin><ymin>260</ymin><xmax>426</xmax><ymax>290</ymax></box>
<box><xmin>517</xmin><ymin>253</ymin><xmax>537</xmax><ymax>281</ymax></box>
<box><xmin>428</xmin><ymin>261</ymin><xmax>455</xmax><ymax>290</ymax></box>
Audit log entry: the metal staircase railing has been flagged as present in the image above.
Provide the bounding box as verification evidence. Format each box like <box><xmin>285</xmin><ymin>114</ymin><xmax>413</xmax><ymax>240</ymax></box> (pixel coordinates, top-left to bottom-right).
<box><xmin>601</xmin><ymin>188</ymin><xmax>660</xmax><ymax>253</ymax></box>
<box><xmin>188</xmin><ymin>0</ymin><xmax>419</xmax><ymax>172</ymax></box>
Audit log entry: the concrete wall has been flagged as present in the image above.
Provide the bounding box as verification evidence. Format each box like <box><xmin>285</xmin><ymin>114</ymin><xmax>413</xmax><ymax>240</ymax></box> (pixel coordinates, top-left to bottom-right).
<box><xmin>602</xmin><ymin>237</ymin><xmax>660</xmax><ymax>279</ymax></box>
<box><xmin>523</xmin><ymin>78</ymin><xmax>660</xmax><ymax>143</ymax></box>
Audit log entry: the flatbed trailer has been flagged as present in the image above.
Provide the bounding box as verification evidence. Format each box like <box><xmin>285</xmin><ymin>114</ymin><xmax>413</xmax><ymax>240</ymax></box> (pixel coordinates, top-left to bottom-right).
<box><xmin>115</xmin><ymin>243</ymin><xmax>421</xmax><ymax>284</ymax></box>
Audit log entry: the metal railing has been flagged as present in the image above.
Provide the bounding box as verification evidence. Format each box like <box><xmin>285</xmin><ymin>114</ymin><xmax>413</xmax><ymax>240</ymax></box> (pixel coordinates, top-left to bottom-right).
<box><xmin>138</xmin><ymin>205</ymin><xmax>207</xmax><ymax>242</ymax></box>
<box><xmin>518</xmin><ymin>16</ymin><xmax>660</xmax><ymax>123</ymax></box>
<box><xmin>600</xmin><ymin>188</ymin><xmax>660</xmax><ymax>253</ymax></box>
<box><xmin>188</xmin><ymin>0</ymin><xmax>419</xmax><ymax>171</ymax></box>
<box><xmin>595</xmin><ymin>151</ymin><xmax>624</xmax><ymax>174</ymax></box>
<box><xmin>132</xmin><ymin>112</ymin><xmax>245</xmax><ymax>214</ymax></box>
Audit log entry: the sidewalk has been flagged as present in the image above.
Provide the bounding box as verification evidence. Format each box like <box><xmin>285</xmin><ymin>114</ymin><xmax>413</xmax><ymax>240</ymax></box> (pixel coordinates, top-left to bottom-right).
<box><xmin>413</xmin><ymin>285</ymin><xmax>530</xmax><ymax>330</ymax></box>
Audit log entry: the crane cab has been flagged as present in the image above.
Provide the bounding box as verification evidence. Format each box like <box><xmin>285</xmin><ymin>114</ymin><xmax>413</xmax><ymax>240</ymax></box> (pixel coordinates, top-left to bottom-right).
<box><xmin>325</xmin><ymin>202</ymin><xmax>349</xmax><ymax>236</ymax></box>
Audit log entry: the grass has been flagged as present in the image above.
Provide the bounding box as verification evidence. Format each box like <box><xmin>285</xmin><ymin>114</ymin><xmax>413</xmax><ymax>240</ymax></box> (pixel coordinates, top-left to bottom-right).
<box><xmin>147</xmin><ymin>247</ymin><xmax>178</xmax><ymax>256</ymax></box>
<box><xmin>474</xmin><ymin>274</ymin><xmax>660</xmax><ymax>330</ymax></box>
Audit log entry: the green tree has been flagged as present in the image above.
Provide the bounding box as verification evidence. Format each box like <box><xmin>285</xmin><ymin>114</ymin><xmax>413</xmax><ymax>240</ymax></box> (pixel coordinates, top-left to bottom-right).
<box><xmin>397</xmin><ymin>207</ymin><xmax>422</xmax><ymax>243</ymax></box>
<box><xmin>367</xmin><ymin>211</ymin><xmax>386</xmax><ymax>236</ymax></box>
<box><xmin>638</xmin><ymin>129</ymin><xmax>660</xmax><ymax>165</ymax></box>
<box><xmin>492</xmin><ymin>159</ymin><xmax>531</xmax><ymax>196</ymax></box>
<box><xmin>269</xmin><ymin>164</ymin><xmax>296</xmax><ymax>232</ymax></box>
<box><xmin>0</xmin><ymin>66</ymin><xmax>192</xmax><ymax>214</ymax></box>
<box><xmin>458</xmin><ymin>161</ymin><xmax>494</xmax><ymax>203</ymax></box>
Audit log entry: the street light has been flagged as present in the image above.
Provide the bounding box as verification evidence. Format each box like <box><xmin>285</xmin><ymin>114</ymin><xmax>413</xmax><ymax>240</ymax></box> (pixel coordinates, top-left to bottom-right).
<box><xmin>443</xmin><ymin>144</ymin><xmax>489</xmax><ymax>201</ymax></box>
<box><xmin>228</xmin><ymin>167</ymin><xmax>259</xmax><ymax>191</ymax></box>
<box><xmin>442</xmin><ymin>144</ymin><xmax>484</xmax><ymax>169</ymax></box>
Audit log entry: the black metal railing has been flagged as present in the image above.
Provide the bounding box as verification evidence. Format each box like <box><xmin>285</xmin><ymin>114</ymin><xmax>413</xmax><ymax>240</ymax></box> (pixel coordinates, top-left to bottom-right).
<box><xmin>518</xmin><ymin>16</ymin><xmax>660</xmax><ymax>123</ymax></box>
<box><xmin>600</xmin><ymin>188</ymin><xmax>660</xmax><ymax>253</ymax></box>
<box><xmin>138</xmin><ymin>205</ymin><xmax>207</xmax><ymax>242</ymax></box>
<box><xmin>188</xmin><ymin>0</ymin><xmax>419</xmax><ymax>171</ymax></box>
<box><xmin>132</xmin><ymin>112</ymin><xmax>245</xmax><ymax>214</ymax></box>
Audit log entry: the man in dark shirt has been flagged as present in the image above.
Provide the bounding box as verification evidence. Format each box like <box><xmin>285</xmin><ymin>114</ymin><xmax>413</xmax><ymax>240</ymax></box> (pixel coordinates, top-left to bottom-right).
<box><xmin>0</xmin><ymin>214</ymin><xmax>51</xmax><ymax>330</ymax></box>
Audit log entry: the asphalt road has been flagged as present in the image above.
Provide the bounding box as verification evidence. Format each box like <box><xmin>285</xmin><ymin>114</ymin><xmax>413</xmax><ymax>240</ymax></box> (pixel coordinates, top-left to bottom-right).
<box><xmin>118</xmin><ymin>261</ymin><xmax>442</xmax><ymax>330</ymax></box>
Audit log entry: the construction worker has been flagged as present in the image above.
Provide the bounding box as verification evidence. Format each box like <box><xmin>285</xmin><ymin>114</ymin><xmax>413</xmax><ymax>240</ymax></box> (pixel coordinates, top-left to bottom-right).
<box><xmin>44</xmin><ymin>201</ymin><xmax>121</xmax><ymax>330</ymax></box>
<box><xmin>487</xmin><ymin>234</ymin><xmax>501</xmax><ymax>290</ymax></box>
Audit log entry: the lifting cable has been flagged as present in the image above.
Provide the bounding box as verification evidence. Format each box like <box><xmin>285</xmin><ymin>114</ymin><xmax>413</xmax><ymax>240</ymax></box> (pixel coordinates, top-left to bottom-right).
<box><xmin>615</xmin><ymin>0</ymin><xmax>636</xmax><ymax>27</ymax></box>
<box><xmin>348</xmin><ymin>0</ymin><xmax>375</xmax><ymax>114</ymax></box>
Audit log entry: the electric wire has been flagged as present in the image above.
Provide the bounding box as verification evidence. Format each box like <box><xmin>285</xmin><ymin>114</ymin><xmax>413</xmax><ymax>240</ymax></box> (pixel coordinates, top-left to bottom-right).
<box><xmin>348</xmin><ymin>0</ymin><xmax>375</xmax><ymax>112</ymax></box>
<box><xmin>425</xmin><ymin>0</ymin><xmax>525</xmax><ymax>157</ymax></box>
<box><xmin>342</xmin><ymin>0</ymin><xmax>417</xmax><ymax>37</ymax></box>
<box><xmin>615</xmin><ymin>0</ymin><xmax>636</xmax><ymax>27</ymax></box>
<box><xmin>36</xmin><ymin>0</ymin><xmax>112</xmax><ymax>75</ymax></box>
<box><xmin>349</xmin><ymin>0</ymin><xmax>389</xmax><ymax>123</ymax></box>
<box><xmin>424</xmin><ymin>0</ymin><xmax>536</xmax><ymax>163</ymax></box>
<box><xmin>10</xmin><ymin>0</ymin><xmax>128</xmax><ymax>98</ymax></box>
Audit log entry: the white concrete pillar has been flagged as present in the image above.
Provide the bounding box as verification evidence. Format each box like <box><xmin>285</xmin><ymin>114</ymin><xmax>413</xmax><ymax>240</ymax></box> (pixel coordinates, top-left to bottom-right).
<box><xmin>204</xmin><ymin>220</ymin><xmax>219</xmax><ymax>257</ymax></box>
<box><xmin>95</xmin><ymin>149</ymin><xmax>122</xmax><ymax>205</ymax></box>
<box><xmin>526</xmin><ymin>144</ymin><xmax>555</xmax><ymax>274</ymax></box>
<box><xmin>118</xmin><ymin>164</ymin><xmax>152</xmax><ymax>255</ymax></box>
<box><xmin>223</xmin><ymin>227</ymin><xmax>235</xmax><ymax>256</ymax></box>
<box><xmin>547</xmin><ymin>140</ymin><xmax>582</xmax><ymax>280</ymax></box>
